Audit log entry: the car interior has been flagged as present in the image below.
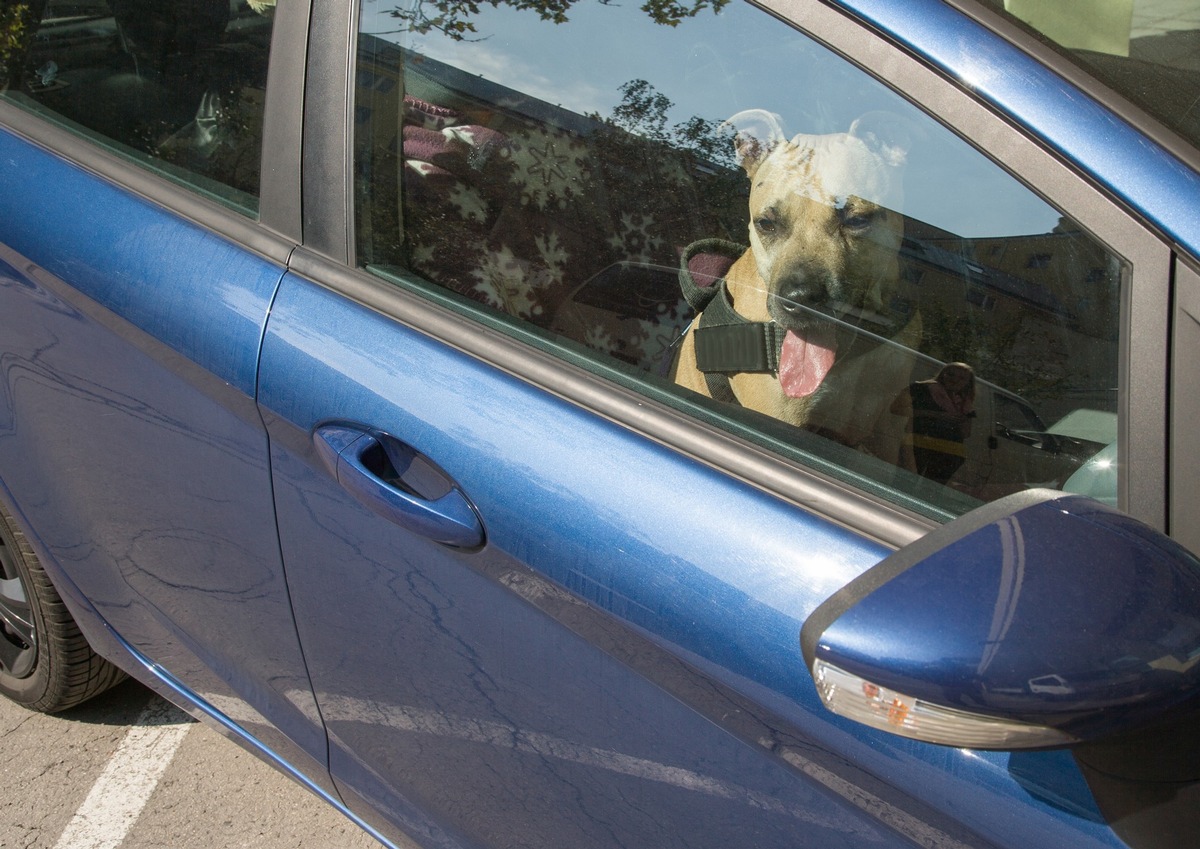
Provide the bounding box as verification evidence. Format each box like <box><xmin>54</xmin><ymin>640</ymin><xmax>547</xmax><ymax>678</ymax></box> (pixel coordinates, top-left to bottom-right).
<box><xmin>12</xmin><ymin>0</ymin><xmax>273</xmax><ymax>204</ymax></box>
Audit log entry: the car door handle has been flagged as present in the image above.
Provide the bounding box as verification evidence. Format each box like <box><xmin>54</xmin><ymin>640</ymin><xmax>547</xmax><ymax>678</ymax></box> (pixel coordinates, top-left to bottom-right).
<box><xmin>314</xmin><ymin>425</ymin><xmax>485</xmax><ymax>549</ymax></box>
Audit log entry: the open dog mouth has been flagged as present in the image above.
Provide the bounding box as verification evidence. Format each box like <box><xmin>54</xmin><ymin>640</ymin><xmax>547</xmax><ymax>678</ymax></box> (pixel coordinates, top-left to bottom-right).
<box><xmin>772</xmin><ymin>296</ymin><xmax>906</xmax><ymax>399</ymax></box>
<box><xmin>779</xmin><ymin>324</ymin><xmax>838</xmax><ymax>398</ymax></box>
<box><xmin>771</xmin><ymin>297</ymin><xmax>845</xmax><ymax>399</ymax></box>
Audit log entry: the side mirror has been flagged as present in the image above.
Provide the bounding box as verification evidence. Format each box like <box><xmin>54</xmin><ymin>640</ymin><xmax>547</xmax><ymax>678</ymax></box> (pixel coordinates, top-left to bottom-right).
<box><xmin>801</xmin><ymin>490</ymin><xmax>1200</xmax><ymax>749</ymax></box>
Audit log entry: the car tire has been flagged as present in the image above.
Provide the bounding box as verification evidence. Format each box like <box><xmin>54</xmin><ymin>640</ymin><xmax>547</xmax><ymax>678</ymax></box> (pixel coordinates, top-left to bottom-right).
<box><xmin>0</xmin><ymin>504</ymin><xmax>126</xmax><ymax>712</ymax></box>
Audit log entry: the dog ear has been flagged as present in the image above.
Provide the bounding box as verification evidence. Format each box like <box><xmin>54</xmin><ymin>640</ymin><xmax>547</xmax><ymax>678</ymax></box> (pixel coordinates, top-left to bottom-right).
<box><xmin>848</xmin><ymin>111</ymin><xmax>911</xmax><ymax>167</ymax></box>
<box><xmin>721</xmin><ymin>109</ymin><xmax>787</xmax><ymax>178</ymax></box>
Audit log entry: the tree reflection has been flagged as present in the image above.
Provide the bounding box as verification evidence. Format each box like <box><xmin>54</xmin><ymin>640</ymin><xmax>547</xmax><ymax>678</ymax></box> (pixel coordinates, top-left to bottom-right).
<box><xmin>0</xmin><ymin>3</ymin><xmax>35</xmax><ymax>91</ymax></box>
<box><xmin>385</xmin><ymin>0</ymin><xmax>727</xmax><ymax>41</ymax></box>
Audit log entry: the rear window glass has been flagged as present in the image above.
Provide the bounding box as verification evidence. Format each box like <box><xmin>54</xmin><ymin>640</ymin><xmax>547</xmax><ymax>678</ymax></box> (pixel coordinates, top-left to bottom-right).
<box><xmin>1</xmin><ymin>0</ymin><xmax>275</xmax><ymax>212</ymax></box>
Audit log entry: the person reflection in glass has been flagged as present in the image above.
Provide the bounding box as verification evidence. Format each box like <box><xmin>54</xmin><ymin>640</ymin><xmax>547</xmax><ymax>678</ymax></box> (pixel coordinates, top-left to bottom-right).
<box><xmin>892</xmin><ymin>362</ymin><xmax>976</xmax><ymax>485</ymax></box>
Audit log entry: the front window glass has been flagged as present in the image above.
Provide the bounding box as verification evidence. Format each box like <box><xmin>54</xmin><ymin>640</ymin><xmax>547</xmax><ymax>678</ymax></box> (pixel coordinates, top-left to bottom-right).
<box><xmin>981</xmin><ymin>0</ymin><xmax>1200</xmax><ymax>153</ymax></box>
<box><xmin>1</xmin><ymin>0</ymin><xmax>276</xmax><ymax>212</ymax></box>
<box><xmin>354</xmin><ymin>0</ymin><xmax>1126</xmax><ymax>520</ymax></box>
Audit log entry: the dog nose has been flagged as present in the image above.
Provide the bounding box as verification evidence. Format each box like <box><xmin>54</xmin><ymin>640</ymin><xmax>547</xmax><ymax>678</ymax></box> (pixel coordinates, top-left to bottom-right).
<box><xmin>777</xmin><ymin>274</ymin><xmax>825</xmax><ymax>314</ymax></box>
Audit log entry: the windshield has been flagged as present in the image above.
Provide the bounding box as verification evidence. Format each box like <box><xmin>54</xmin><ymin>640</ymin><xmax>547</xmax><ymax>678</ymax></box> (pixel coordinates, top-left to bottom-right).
<box><xmin>973</xmin><ymin>0</ymin><xmax>1200</xmax><ymax>155</ymax></box>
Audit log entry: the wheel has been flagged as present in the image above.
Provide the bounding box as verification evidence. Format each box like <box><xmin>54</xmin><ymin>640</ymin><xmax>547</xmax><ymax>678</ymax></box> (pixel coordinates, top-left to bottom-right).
<box><xmin>0</xmin><ymin>504</ymin><xmax>125</xmax><ymax>712</ymax></box>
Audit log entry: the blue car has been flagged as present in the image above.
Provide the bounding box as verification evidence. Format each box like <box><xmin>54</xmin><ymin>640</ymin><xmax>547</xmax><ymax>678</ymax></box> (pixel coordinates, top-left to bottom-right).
<box><xmin>2</xmin><ymin>1</ymin><xmax>1200</xmax><ymax>846</ymax></box>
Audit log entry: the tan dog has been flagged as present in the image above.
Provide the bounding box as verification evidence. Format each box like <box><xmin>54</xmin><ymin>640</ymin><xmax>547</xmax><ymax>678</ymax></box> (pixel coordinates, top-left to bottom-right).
<box><xmin>673</xmin><ymin>110</ymin><xmax>922</xmax><ymax>449</ymax></box>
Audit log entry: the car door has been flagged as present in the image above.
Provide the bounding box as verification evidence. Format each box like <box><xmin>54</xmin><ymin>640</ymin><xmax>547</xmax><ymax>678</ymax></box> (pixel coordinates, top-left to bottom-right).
<box><xmin>260</xmin><ymin>1</ymin><xmax>1181</xmax><ymax>848</ymax></box>
<box><xmin>0</xmin><ymin>0</ymin><xmax>331</xmax><ymax>791</ymax></box>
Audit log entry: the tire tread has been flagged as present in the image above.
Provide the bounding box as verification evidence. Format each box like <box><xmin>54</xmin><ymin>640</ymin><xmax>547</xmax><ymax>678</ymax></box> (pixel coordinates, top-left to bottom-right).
<box><xmin>1</xmin><ymin>509</ymin><xmax>126</xmax><ymax>713</ymax></box>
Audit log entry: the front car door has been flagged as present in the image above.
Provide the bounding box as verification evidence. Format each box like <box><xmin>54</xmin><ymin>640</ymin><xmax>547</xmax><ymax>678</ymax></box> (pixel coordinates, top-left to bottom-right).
<box><xmin>260</xmin><ymin>1</ymin><xmax>1186</xmax><ymax>848</ymax></box>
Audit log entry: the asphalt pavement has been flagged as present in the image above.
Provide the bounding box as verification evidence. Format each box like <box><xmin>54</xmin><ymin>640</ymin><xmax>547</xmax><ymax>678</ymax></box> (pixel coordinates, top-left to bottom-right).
<box><xmin>0</xmin><ymin>678</ymin><xmax>387</xmax><ymax>849</ymax></box>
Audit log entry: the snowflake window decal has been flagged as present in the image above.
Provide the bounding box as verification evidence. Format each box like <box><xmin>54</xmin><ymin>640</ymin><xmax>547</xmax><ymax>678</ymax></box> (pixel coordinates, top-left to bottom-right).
<box><xmin>506</xmin><ymin>126</ymin><xmax>590</xmax><ymax>210</ymax></box>
<box><xmin>527</xmin><ymin>142</ymin><xmax>571</xmax><ymax>188</ymax></box>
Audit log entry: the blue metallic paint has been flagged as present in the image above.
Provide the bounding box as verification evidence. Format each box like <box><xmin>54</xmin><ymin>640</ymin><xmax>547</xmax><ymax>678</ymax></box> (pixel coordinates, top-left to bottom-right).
<box><xmin>0</xmin><ymin>134</ymin><xmax>270</xmax><ymax>397</ymax></box>
<box><xmin>830</xmin><ymin>0</ymin><xmax>1200</xmax><ymax>259</ymax></box>
<box><xmin>0</xmin><ymin>127</ymin><xmax>332</xmax><ymax>793</ymax></box>
<box><xmin>256</xmin><ymin>274</ymin><xmax>1128</xmax><ymax>848</ymax></box>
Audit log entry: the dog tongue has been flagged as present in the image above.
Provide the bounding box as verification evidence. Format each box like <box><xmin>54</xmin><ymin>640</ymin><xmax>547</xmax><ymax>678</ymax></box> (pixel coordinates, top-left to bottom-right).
<box><xmin>779</xmin><ymin>327</ymin><xmax>837</xmax><ymax>398</ymax></box>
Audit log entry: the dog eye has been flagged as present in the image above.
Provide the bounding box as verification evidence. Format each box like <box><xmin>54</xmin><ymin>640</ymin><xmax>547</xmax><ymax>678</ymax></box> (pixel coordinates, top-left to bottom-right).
<box><xmin>754</xmin><ymin>216</ymin><xmax>778</xmax><ymax>235</ymax></box>
<box><xmin>841</xmin><ymin>211</ymin><xmax>878</xmax><ymax>232</ymax></box>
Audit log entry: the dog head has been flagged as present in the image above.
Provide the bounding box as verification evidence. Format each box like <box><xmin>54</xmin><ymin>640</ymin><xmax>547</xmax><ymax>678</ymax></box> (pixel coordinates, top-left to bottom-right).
<box><xmin>725</xmin><ymin>110</ymin><xmax>910</xmax><ymax>397</ymax></box>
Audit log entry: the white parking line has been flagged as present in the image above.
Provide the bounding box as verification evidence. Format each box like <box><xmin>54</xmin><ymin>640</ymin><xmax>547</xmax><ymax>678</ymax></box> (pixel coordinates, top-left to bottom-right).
<box><xmin>53</xmin><ymin>699</ymin><xmax>193</xmax><ymax>849</ymax></box>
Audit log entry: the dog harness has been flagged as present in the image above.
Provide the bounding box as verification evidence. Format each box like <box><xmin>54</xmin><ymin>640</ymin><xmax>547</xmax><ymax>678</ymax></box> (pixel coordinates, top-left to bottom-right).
<box><xmin>678</xmin><ymin>238</ymin><xmax>915</xmax><ymax>407</ymax></box>
<box><xmin>678</xmin><ymin>239</ymin><xmax>785</xmax><ymax>405</ymax></box>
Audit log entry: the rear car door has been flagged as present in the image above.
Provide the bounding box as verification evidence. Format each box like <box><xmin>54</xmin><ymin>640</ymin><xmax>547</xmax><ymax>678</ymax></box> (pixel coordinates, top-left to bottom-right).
<box><xmin>0</xmin><ymin>0</ymin><xmax>330</xmax><ymax>790</ymax></box>
<box><xmin>260</xmin><ymin>1</ymin><xmax>1183</xmax><ymax>848</ymax></box>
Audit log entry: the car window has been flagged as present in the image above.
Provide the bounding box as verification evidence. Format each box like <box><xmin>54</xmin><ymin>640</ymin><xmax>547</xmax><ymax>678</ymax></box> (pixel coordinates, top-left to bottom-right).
<box><xmin>352</xmin><ymin>0</ymin><xmax>1127</xmax><ymax>521</ymax></box>
<box><xmin>975</xmin><ymin>0</ymin><xmax>1200</xmax><ymax>154</ymax></box>
<box><xmin>0</xmin><ymin>0</ymin><xmax>275</xmax><ymax>213</ymax></box>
